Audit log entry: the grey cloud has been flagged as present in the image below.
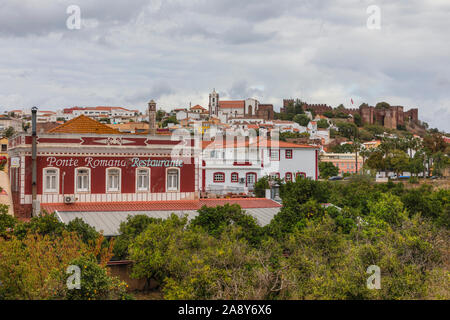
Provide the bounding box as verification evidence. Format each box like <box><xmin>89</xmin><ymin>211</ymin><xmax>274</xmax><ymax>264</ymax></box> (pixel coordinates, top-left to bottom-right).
<box><xmin>0</xmin><ymin>0</ymin><xmax>149</xmax><ymax>36</ymax></box>
<box><xmin>0</xmin><ymin>0</ymin><xmax>449</xmax><ymax>131</ymax></box>
<box><xmin>124</xmin><ymin>83</ymin><xmax>174</xmax><ymax>105</ymax></box>
<box><xmin>226</xmin><ymin>81</ymin><xmax>264</xmax><ymax>100</ymax></box>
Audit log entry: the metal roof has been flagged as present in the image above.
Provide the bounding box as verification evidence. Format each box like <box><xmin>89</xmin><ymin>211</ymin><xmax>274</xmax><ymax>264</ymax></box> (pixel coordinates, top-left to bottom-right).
<box><xmin>55</xmin><ymin>207</ymin><xmax>281</xmax><ymax>237</ymax></box>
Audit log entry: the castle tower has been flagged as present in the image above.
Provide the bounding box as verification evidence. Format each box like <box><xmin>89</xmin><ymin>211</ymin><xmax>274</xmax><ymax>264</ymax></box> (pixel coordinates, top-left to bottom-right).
<box><xmin>209</xmin><ymin>89</ymin><xmax>219</xmax><ymax>117</ymax></box>
<box><xmin>148</xmin><ymin>99</ymin><xmax>157</xmax><ymax>135</ymax></box>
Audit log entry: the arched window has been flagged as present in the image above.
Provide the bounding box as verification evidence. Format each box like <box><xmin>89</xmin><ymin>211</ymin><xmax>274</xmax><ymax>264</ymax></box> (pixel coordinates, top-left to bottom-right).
<box><xmin>43</xmin><ymin>167</ymin><xmax>59</xmax><ymax>193</ymax></box>
<box><xmin>231</xmin><ymin>172</ymin><xmax>239</xmax><ymax>183</ymax></box>
<box><xmin>296</xmin><ymin>172</ymin><xmax>306</xmax><ymax>180</ymax></box>
<box><xmin>75</xmin><ymin>168</ymin><xmax>90</xmax><ymax>192</ymax></box>
<box><xmin>106</xmin><ymin>168</ymin><xmax>121</xmax><ymax>192</ymax></box>
<box><xmin>285</xmin><ymin>172</ymin><xmax>293</xmax><ymax>182</ymax></box>
<box><xmin>167</xmin><ymin>168</ymin><xmax>180</xmax><ymax>192</ymax></box>
<box><xmin>136</xmin><ymin>168</ymin><xmax>150</xmax><ymax>192</ymax></box>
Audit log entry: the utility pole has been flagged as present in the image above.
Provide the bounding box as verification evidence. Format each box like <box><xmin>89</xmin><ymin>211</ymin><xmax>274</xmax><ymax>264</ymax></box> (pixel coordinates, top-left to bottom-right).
<box><xmin>354</xmin><ymin>128</ymin><xmax>359</xmax><ymax>174</ymax></box>
<box><xmin>31</xmin><ymin>107</ymin><xmax>39</xmax><ymax>216</ymax></box>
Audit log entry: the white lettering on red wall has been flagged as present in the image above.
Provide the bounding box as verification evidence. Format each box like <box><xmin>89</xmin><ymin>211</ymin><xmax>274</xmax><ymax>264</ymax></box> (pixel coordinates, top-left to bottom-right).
<box><xmin>46</xmin><ymin>156</ymin><xmax>184</xmax><ymax>168</ymax></box>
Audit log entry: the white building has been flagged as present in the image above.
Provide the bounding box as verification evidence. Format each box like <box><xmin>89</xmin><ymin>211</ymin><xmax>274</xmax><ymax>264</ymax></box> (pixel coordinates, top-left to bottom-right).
<box><xmin>201</xmin><ymin>137</ymin><xmax>319</xmax><ymax>194</ymax></box>
<box><xmin>62</xmin><ymin>106</ymin><xmax>139</xmax><ymax>124</ymax></box>
<box><xmin>208</xmin><ymin>89</ymin><xmax>264</xmax><ymax>119</ymax></box>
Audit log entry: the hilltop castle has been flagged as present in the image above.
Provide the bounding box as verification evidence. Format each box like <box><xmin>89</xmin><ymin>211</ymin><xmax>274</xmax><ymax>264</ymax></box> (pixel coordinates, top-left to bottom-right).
<box><xmin>282</xmin><ymin>99</ymin><xmax>419</xmax><ymax>130</ymax></box>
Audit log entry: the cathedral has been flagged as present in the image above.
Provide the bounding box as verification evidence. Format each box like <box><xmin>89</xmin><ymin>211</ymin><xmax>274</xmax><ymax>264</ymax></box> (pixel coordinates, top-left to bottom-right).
<box><xmin>208</xmin><ymin>89</ymin><xmax>274</xmax><ymax>120</ymax></box>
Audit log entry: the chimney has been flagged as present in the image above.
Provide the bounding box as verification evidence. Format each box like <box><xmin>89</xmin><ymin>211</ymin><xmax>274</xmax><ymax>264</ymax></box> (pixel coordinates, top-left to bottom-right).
<box><xmin>148</xmin><ymin>99</ymin><xmax>157</xmax><ymax>135</ymax></box>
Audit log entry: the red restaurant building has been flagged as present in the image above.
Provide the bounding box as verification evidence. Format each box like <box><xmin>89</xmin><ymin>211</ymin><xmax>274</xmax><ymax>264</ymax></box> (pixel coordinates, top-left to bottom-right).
<box><xmin>8</xmin><ymin>115</ymin><xmax>199</xmax><ymax>218</ymax></box>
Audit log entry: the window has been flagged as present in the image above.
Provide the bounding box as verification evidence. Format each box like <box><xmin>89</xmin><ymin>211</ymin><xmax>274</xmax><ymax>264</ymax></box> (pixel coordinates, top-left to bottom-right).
<box><xmin>136</xmin><ymin>168</ymin><xmax>150</xmax><ymax>191</ymax></box>
<box><xmin>246</xmin><ymin>173</ymin><xmax>257</xmax><ymax>187</ymax></box>
<box><xmin>76</xmin><ymin>168</ymin><xmax>90</xmax><ymax>192</ymax></box>
<box><xmin>296</xmin><ymin>172</ymin><xmax>306</xmax><ymax>180</ymax></box>
<box><xmin>285</xmin><ymin>149</ymin><xmax>293</xmax><ymax>159</ymax></box>
<box><xmin>44</xmin><ymin>168</ymin><xmax>58</xmax><ymax>193</ymax></box>
<box><xmin>107</xmin><ymin>168</ymin><xmax>120</xmax><ymax>192</ymax></box>
<box><xmin>270</xmin><ymin>172</ymin><xmax>280</xmax><ymax>180</ymax></box>
<box><xmin>270</xmin><ymin>149</ymin><xmax>279</xmax><ymax>161</ymax></box>
<box><xmin>231</xmin><ymin>172</ymin><xmax>239</xmax><ymax>183</ymax></box>
<box><xmin>285</xmin><ymin>172</ymin><xmax>293</xmax><ymax>182</ymax></box>
<box><xmin>167</xmin><ymin>168</ymin><xmax>179</xmax><ymax>191</ymax></box>
<box><xmin>214</xmin><ymin>172</ymin><xmax>225</xmax><ymax>183</ymax></box>
<box><xmin>1</xmin><ymin>144</ymin><xmax>6</xmax><ymax>152</ymax></box>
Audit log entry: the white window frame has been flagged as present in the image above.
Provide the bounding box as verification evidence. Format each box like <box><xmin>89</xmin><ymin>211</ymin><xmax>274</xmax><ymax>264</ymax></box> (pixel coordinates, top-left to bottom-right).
<box><xmin>43</xmin><ymin>167</ymin><xmax>59</xmax><ymax>194</ymax></box>
<box><xmin>106</xmin><ymin>167</ymin><xmax>121</xmax><ymax>193</ymax></box>
<box><xmin>75</xmin><ymin>167</ymin><xmax>90</xmax><ymax>193</ymax></box>
<box><xmin>136</xmin><ymin>168</ymin><xmax>150</xmax><ymax>192</ymax></box>
<box><xmin>166</xmin><ymin>167</ymin><xmax>180</xmax><ymax>192</ymax></box>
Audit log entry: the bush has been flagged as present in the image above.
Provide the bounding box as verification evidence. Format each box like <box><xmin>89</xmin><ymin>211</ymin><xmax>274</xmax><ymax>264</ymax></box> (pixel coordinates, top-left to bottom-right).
<box><xmin>191</xmin><ymin>204</ymin><xmax>264</xmax><ymax>246</ymax></box>
<box><xmin>62</xmin><ymin>255</ymin><xmax>129</xmax><ymax>300</ymax></box>
<box><xmin>409</xmin><ymin>176</ymin><xmax>419</xmax><ymax>184</ymax></box>
<box><xmin>113</xmin><ymin>215</ymin><xmax>162</xmax><ymax>260</ymax></box>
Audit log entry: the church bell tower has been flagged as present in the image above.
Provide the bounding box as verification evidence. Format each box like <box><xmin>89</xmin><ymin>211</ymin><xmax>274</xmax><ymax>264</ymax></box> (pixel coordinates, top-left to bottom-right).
<box><xmin>209</xmin><ymin>89</ymin><xmax>219</xmax><ymax>117</ymax></box>
<box><xmin>148</xmin><ymin>99</ymin><xmax>157</xmax><ymax>135</ymax></box>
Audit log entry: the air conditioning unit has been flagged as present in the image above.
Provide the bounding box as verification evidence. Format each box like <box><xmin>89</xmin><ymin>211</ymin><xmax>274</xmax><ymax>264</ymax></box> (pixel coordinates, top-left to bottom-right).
<box><xmin>239</xmin><ymin>178</ymin><xmax>245</xmax><ymax>184</ymax></box>
<box><xmin>64</xmin><ymin>195</ymin><xmax>76</xmax><ymax>204</ymax></box>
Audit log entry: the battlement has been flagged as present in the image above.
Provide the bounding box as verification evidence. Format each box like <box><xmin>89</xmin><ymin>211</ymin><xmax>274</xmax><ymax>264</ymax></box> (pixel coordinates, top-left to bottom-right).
<box><xmin>281</xmin><ymin>98</ymin><xmax>419</xmax><ymax>129</ymax></box>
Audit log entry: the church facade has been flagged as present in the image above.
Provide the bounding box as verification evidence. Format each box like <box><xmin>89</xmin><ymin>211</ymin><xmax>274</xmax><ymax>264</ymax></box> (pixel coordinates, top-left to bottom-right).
<box><xmin>208</xmin><ymin>89</ymin><xmax>274</xmax><ymax>120</ymax></box>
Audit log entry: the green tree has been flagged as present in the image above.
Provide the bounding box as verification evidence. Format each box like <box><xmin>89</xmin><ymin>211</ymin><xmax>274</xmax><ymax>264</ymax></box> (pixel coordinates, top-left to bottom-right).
<box><xmin>63</xmin><ymin>255</ymin><xmax>129</xmax><ymax>300</ymax></box>
<box><xmin>156</xmin><ymin>110</ymin><xmax>166</xmax><ymax>122</ymax></box>
<box><xmin>66</xmin><ymin>218</ymin><xmax>100</xmax><ymax>245</ymax></box>
<box><xmin>293</xmin><ymin>114</ymin><xmax>310</xmax><ymax>127</ymax></box>
<box><xmin>386</xmin><ymin>150</ymin><xmax>410</xmax><ymax>176</ymax></box>
<box><xmin>254</xmin><ymin>176</ymin><xmax>270</xmax><ymax>197</ymax></box>
<box><xmin>162</xmin><ymin>116</ymin><xmax>179</xmax><ymax>127</ymax></box>
<box><xmin>3</xmin><ymin>127</ymin><xmax>15</xmax><ymax>138</ymax></box>
<box><xmin>113</xmin><ymin>214</ymin><xmax>162</xmax><ymax>260</ymax></box>
<box><xmin>375</xmin><ymin>102</ymin><xmax>390</xmax><ymax>109</ymax></box>
<box><xmin>319</xmin><ymin>162</ymin><xmax>339</xmax><ymax>179</ymax></box>
<box><xmin>317</xmin><ymin>119</ymin><xmax>329</xmax><ymax>129</ymax></box>
<box><xmin>294</xmin><ymin>99</ymin><xmax>305</xmax><ymax>114</ymax></box>
<box><xmin>336</xmin><ymin>122</ymin><xmax>358</xmax><ymax>139</ymax></box>
<box><xmin>0</xmin><ymin>211</ymin><xmax>16</xmax><ymax>237</ymax></box>
<box><xmin>353</xmin><ymin>113</ymin><xmax>362</xmax><ymax>127</ymax></box>
<box><xmin>367</xmin><ymin>193</ymin><xmax>408</xmax><ymax>226</ymax></box>
<box><xmin>190</xmin><ymin>204</ymin><xmax>263</xmax><ymax>246</ymax></box>
<box><xmin>366</xmin><ymin>150</ymin><xmax>386</xmax><ymax>174</ymax></box>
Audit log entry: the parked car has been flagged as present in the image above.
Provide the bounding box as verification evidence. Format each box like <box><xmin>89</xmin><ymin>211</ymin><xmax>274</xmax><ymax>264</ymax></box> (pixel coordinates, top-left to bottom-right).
<box><xmin>328</xmin><ymin>176</ymin><xmax>343</xmax><ymax>181</ymax></box>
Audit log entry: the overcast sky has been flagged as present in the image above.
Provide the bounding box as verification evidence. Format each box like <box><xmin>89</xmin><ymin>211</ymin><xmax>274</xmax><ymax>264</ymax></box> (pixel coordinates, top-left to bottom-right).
<box><xmin>0</xmin><ymin>0</ymin><xmax>449</xmax><ymax>131</ymax></box>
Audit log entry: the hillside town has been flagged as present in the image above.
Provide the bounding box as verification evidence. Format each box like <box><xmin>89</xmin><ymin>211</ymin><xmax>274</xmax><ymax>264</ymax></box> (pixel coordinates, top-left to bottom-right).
<box><xmin>1</xmin><ymin>88</ymin><xmax>448</xmax><ymax>302</ymax></box>
<box><xmin>1</xmin><ymin>0</ymin><xmax>450</xmax><ymax>306</ymax></box>
<box><xmin>1</xmin><ymin>89</ymin><xmax>449</xmax><ymax>222</ymax></box>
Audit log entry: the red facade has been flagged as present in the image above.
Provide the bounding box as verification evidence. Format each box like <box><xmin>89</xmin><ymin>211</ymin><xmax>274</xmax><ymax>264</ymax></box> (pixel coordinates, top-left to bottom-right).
<box><xmin>8</xmin><ymin>132</ymin><xmax>198</xmax><ymax>218</ymax></box>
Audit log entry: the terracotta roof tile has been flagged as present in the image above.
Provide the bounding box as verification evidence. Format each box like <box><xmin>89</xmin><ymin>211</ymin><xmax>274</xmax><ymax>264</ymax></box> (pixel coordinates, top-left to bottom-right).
<box><xmin>219</xmin><ymin>100</ymin><xmax>245</xmax><ymax>109</ymax></box>
<box><xmin>48</xmin><ymin>115</ymin><xmax>122</xmax><ymax>134</ymax></box>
